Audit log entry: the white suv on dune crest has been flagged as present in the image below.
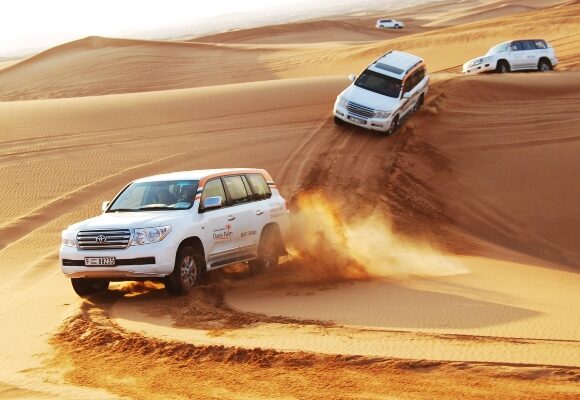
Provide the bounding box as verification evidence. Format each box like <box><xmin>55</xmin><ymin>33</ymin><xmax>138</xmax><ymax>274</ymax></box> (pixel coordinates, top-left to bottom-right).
<box><xmin>60</xmin><ymin>168</ymin><xmax>289</xmax><ymax>297</ymax></box>
<box><xmin>462</xmin><ymin>39</ymin><xmax>558</xmax><ymax>74</ymax></box>
<box><xmin>333</xmin><ymin>50</ymin><xmax>429</xmax><ymax>135</ymax></box>
<box><xmin>376</xmin><ymin>19</ymin><xmax>405</xmax><ymax>29</ymax></box>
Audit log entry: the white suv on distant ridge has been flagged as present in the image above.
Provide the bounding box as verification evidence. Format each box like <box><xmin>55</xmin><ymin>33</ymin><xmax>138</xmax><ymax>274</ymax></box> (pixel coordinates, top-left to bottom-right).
<box><xmin>333</xmin><ymin>50</ymin><xmax>429</xmax><ymax>135</ymax></box>
<box><xmin>376</xmin><ymin>19</ymin><xmax>404</xmax><ymax>29</ymax></box>
<box><xmin>60</xmin><ymin>168</ymin><xmax>288</xmax><ymax>296</ymax></box>
<box><xmin>462</xmin><ymin>39</ymin><xmax>558</xmax><ymax>74</ymax></box>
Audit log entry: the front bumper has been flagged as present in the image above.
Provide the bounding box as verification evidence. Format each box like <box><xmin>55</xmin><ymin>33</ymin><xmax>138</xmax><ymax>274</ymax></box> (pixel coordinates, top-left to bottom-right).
<box><xmin>60</xmin><ymin>239</ymin><xmax>176</xmax><ymax>279</ymax></box>
<box><xmin>462</xmin><ymin>62</ymin><xmax>494</xmax><ymax>75</ymax></box>
<box><xmin>333</xmin><ymin>104</ymin><xmax>392</xmax><ymax>132</ymax></box>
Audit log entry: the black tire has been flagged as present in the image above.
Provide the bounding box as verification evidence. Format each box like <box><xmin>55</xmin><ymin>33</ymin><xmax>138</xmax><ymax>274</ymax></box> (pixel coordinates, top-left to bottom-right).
<box><xmin>496</xmin><ymin>60</ymin><xmax>510</xmax><ymax>73</ymax></box>
<box><xmin>249</xmin><ymin>226</ymin><xmax>281</xmax><ymax>275</ymax></box>
<box><xmin>334</xmin><ymin>116</ymin><xmax>344</xmax><ymax>125</ymax></box>
<box><xmin>538</xmin><ymin>58</ymin><xmax>552</xmax><ymax>72</ymax></box>
<box><xmin>394</xmin><ymin>24</ymin><xmax>400</xmax><ymax>29</ymax></box>
<box><xmin>165</xmin><ymin>245</ymin><xmax>205</xmax><ymax>295</ymax></box>
<box><xmin>71</xmin><ymin>278</ymin><xmax>109</xmax><ymax>297</ymax></box>
<box><xmin>385</xmin><ymin>115</ymin><xmax>399</xmax><ymax>136</ymax></box>
<box><xmin>414</xmin><ymin>95</ymin><xmax>424</xmax><ymax>112</ymax></box>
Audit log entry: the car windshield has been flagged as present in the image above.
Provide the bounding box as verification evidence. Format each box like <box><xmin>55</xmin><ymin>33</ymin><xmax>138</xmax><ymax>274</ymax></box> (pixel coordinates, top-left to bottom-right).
<box><xmin>108</xmin><ymin>180</ymin><xmax>199</xmax><ymax>212</ymax></box>
<box><xmin>486</xmin><ymin>42</ymin><xmax>509</xmax><ymax>55</ymax></box>
<box><xmin>354</xmin><ymin>69</ymin><xmax>402</xmax><ymax>98</ymax></box>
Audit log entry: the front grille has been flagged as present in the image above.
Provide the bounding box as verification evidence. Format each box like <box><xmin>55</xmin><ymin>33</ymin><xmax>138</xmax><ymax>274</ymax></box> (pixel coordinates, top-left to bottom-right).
<box><xmin>77</xmin><ymin>229</ymin><xmax>131</xmax><ymax>250</ymax></box>
<box><xmin>347</xmin><ymin>101</ymin><xmax>375</xmax><ymax>119</ymax></box>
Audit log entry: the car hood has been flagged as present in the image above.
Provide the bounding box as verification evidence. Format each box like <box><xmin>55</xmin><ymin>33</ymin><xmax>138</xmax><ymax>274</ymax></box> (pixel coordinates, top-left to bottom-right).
<box><xmin>67</xmin><ymin>211</ymin><xmax>189</xmax><ymax>231</ymax></box>
<box><xmin>340</xmin><ymin>85</ymin><xmax>400</xmax><ymax>112</ymax></box>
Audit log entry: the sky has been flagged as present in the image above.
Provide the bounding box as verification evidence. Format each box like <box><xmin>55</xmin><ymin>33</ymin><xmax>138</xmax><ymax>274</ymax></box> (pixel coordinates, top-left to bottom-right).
<box><xmin>0</xmin><ymin>0</ymin><xmax>427</xmax><ymax>57</ymax></box>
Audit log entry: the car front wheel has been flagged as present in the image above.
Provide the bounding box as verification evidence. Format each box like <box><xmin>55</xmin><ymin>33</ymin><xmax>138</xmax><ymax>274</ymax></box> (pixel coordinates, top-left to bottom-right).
<box><xmin>71</xmin><ymin>278</ymin><xmax>109</xmax><ymax>297</ymax></box>
<box><xmin>496</xmin><ymin>61</ymin><xmax>510</xmax><ymax>73</ymax></box>
<box><xmin>385</xmin><ymin>115</ymin><xmax>399</xmax><ymax>136</ymax></box>
<box><xmin>165</xmin><ymin>245</ymin><xmax>205</xmax><ymax>295</ymax></box>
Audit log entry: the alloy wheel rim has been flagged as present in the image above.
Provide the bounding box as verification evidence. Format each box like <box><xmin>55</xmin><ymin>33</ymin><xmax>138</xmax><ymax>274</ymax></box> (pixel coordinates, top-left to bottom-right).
<box><xmin>181</xmin><ymin>255</ymin><xmax>197</xmax><ymax>288</ymax></box>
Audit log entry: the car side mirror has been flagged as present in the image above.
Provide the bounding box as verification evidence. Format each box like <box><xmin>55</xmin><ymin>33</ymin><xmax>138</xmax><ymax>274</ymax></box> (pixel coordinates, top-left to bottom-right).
<box><xmin>101</xmin><ymin>201</ymin><xmax>110</xmax><ymax>212</ymax></box>
<box><xmin>403</xmin><ymin>92</ymin><xmax>412</xmax><ymax>99</ymax></box>
<box><xmin>348</xmin><ymin>73</ymin><xmax>356</xmax><ymax>82</ymax></box>
<box><xmin>203</xmin><ymin>196</ymin><xmax>222</xmax><ymax>210</ymax></box>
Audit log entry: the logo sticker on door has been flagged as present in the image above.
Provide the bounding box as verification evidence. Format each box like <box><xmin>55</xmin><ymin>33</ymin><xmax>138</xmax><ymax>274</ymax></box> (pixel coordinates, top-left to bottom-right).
<box><xmin>213</xmin><ymin>224</ymin><xmax>233</xmax><ymax>241</ymax></box>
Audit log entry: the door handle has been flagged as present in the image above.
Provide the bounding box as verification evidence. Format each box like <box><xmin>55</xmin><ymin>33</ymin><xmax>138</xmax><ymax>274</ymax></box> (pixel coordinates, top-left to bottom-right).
<box><xmin>227</xmin><ymin>215</ymin><xmax>236</xmax><ymax>221</ymax></box>
<box><xmin>256</xmin><ymin>210</ymin><xmax>264</xmax><ymax>216</ymax></box>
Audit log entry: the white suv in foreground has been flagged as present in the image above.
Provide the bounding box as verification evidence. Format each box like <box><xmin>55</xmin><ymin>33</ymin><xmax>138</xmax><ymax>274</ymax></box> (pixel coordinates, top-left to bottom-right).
<box><xmin>376</xmin><ymin>19</ymin><xmax>404</xmax><ymax>29</ymax></box>
<box><xmin>333</xmin><ymin>50</ymin><xmax>429</xmax><ymax>135</ymax></box>
<box><xmin>60</xmin><ymin>168</ymin><xmax>289</xmax><ymax>296</ymax></box>
<box><xmin>462</xmin><ymin>39</ymin><xmax>558</xmax><ymax>74</ymax></box>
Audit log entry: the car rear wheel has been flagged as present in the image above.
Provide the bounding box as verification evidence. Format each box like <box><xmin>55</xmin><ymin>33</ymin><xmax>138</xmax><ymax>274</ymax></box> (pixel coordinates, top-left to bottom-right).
<box><xmin>538</xmin><ymin>59</ymin><xmax>552</xmax><ymax>72</ymax></box>
<box><xmin>385</xmin><ymin>115</ymin><xmax>399</xmax><ymax>136</ymax></box>
<box><xmin>71</xmin><ymin>278</ymin><xmax>109</xmax><ymax>297</ymax></box>
<box><xmin>165</xmin><ymin>245</ymin><xmax>205</xmax><ymax>295</ymax></box>
<box><xmin>249</xmin><ymin>226</ymin><xmax>281</xmax><ymax>275</ymax></box>
<box><xmin>496</xmin><ymin>60</ymin><xmax>510</xmax><ymax>73</ymax></box>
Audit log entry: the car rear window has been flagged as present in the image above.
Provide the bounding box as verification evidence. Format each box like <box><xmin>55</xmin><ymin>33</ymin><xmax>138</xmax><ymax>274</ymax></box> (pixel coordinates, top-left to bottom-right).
<box><xmin>247</xmin><ymin>174</ymin><xmax>271</xmax><ymax>200</ymax></box>
<box><xmin>533</xmin><ymin>40</ymin><xmax>547</xmax><ymax>49</ymax></box>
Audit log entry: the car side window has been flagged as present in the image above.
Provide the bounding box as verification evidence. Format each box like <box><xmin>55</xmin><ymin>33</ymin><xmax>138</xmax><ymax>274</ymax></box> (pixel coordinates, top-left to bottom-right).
<box><xmin>247</xmin><ymin>174</ymin><xmax>272</xmax><ymax>201</ymax></box>
<box><xmin>533</xmin><ymin>40</ymin><xmax>547</xmax><ymax>49</ymax></box>
<box><xmin>223</xmin><ymin>175</ymin><xmax>251</xmax><ymax>205</ymax></box>
<box><xmin>201</xmin><ymin>178</ymin><xmax>226</xmax><ymax>210</ymax></box>
<box><xmin>522</xmin><ymin>40</ymin><xmax>535</xmax><ymax>51</ymax></box>
<box><xmin>510</xmin><ymin>41</ymin><xmax>523</xmax><ymax>51</ymax></box>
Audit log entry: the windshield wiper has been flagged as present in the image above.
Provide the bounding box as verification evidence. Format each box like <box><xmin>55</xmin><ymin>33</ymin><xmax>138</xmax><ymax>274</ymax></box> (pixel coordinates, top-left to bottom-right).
<box><xmin>136</xmin><ymin>206</ymin><xmax>177</xmax><ymax>211</ymax></box>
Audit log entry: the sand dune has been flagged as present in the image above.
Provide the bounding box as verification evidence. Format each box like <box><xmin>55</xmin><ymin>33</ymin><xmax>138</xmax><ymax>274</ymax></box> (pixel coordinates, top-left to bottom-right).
<box><xmin>1</xmin><ymin>2</ymin><xmax>578</xmax><ymax>100</ymax></box>
<box><xmin>0</xmin><ymin>0</ymin><xmax>579</xmax><ymax>399</ymax></box>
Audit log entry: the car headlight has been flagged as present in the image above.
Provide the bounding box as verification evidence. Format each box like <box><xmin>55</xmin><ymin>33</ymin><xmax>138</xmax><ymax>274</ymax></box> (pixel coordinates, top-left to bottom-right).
<box><xmin>375</xmin><ymin>110</ymin><xmax>391</xmax><ymax>118</ymax></box>
<box><xmin>61</xmin><ymin>230</ymin><xmax>77</xmax><ymax>248</ymax></box>
<box><xmin>132</xmin><ymin>226</ymin><xmax>172</xmax><ymax>245</ymax></box>
<box><xmin>337</xmin><ymin>96</ymin><xmax>348</xmax><ymax>107</ymax></box>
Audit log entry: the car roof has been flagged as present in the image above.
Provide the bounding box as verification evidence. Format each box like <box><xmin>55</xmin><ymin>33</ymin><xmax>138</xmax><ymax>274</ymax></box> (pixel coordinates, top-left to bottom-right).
<box><xmin>134</xmin><ymin>168</ymin><xmax>268</xmax><ymax>183</ymax></box>
<box><xmin>367</xmin><ymin>50</ymin><xmax>423</xmax><ymax>79</ymax></box>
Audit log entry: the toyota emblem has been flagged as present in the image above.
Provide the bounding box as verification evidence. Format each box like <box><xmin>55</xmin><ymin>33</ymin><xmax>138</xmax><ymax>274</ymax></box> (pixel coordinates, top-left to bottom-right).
<box><xmin>95</xmin><ymin>235</ymin><xmax>107</xmax><ymax>244</ymax></box>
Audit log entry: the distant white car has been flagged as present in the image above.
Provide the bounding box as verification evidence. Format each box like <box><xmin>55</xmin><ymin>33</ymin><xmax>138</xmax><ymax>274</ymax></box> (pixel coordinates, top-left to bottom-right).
<box><xmin>376</xmin><ymin>19</ymin><xmax>404</xmax><ymax>29</ymax></box>
<box><xmin>60</xmin><ymin>168</ymin><xmax>289</xmax><ymax>296</ymax></box>
<box><xmin>462</xmin><ymin>39</ymin><xmax>558</xmax><ymax>74</ymax></box>
<box><xmin>333</xmin><ymin>50</ymin><xmax>429</xmax><ymax>135</ymax></box>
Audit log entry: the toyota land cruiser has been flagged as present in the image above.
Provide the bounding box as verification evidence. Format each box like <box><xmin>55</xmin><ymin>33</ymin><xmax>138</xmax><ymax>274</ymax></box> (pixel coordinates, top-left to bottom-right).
<box><xmin>462</xmin><ymin>39</ymin><xmax>558</xmax><ymax>74</ymax></box>
<box><xmin>60</xmin><ymin>168</ymin><xmax>289</xmax><ymax>296</ymax></box>
<box><xmin>333</xmin><ymin>50</ymin><xmax>429</xmax><ymax>135</ymax></box>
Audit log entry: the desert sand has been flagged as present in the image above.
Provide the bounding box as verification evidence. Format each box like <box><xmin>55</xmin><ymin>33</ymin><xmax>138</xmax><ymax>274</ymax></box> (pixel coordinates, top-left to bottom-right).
<box><xmin>0</xmin><ymin>0</ymin><xmax>579</xmax><ymax>399</ymax></box>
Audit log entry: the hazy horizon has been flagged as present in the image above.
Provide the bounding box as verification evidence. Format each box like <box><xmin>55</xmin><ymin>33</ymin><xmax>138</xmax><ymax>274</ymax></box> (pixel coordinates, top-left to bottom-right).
<box><xmin>1</xmin><ymin>0</ymin><xmax>435</xmax><ymax>58</ymax></box>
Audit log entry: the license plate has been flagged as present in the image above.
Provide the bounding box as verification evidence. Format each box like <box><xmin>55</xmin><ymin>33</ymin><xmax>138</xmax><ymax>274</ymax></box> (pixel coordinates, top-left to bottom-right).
<box><xmin>348</xmin><ymin>116</ymin><xmax>366</xmax><ymax>125</ymax></box>
<box><xmin>84</xmin><ymin>257</ymin><xmax>116</xmax><ymax>266</ymax></box>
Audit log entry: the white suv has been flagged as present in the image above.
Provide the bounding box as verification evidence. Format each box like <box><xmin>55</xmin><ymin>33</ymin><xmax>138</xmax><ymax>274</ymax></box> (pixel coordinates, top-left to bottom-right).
<box><xmin>333</xmin><ymin>50</ymin><xmax>429</xmax><ymax>135</ymax></box>
<box><xmin>462</xmin><ymin>39</ymin><xmax>558</xmax><ymax>74</ymax></box>
<box><xmin>376</xmin><ymin>19</ymin><xmax>404</xmax><ymax>29</ymax></box>
<box><xmin>60</xmin><ymin>168</ymin><xmax>289</xmax><ymax>296</ymax></box>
